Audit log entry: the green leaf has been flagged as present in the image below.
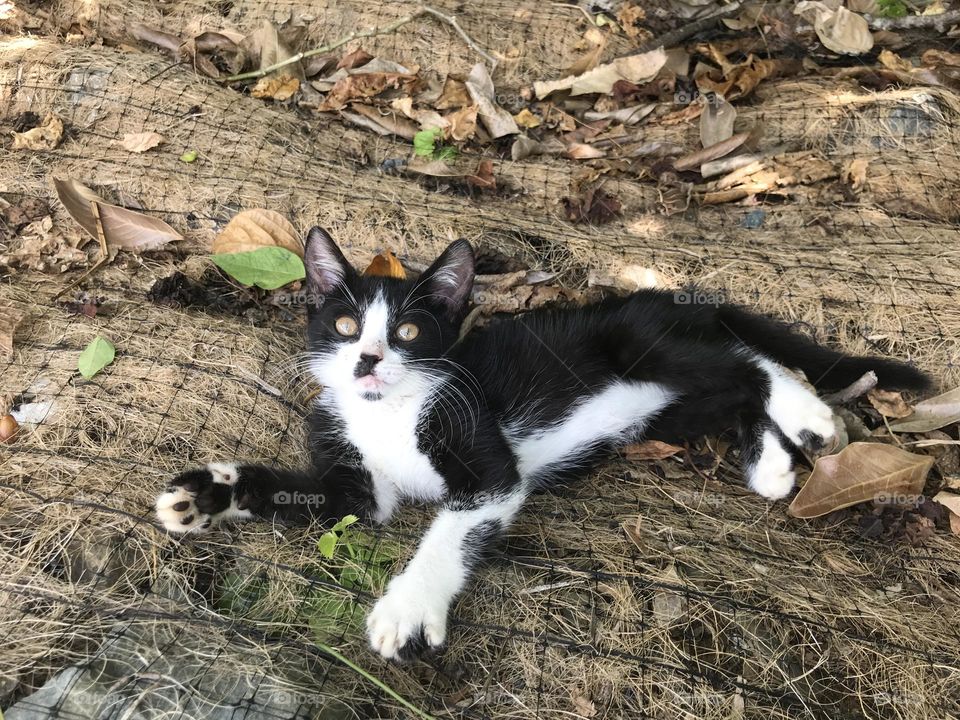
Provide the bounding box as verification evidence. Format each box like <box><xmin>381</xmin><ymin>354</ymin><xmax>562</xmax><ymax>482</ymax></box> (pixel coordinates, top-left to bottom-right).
<box><xmin>413</xmin><ymin>128</ymin><xmax>442</xmax><ymax>157</ymax></box>
<box><xmin>180</xmin><ymin>149</ymin><xmax>198</xmax><ymax>163</ymax></box>
<box><xmin>435</xmin><ymin>145</ymin><xmax>458</xmax><ymax>161</ymax></box>
<box><xmin>211</xmin><ymin>246</ymin><xmax>305</xmax><ymax>290</ymax></box>
<box><xmin>876</xmin><ymin>0</ymin><xmax>907</xmax><ymax>16</ymax></box>
<box><xmin>78</xmin><ymin>336</ymin><xmax>116</xmax><ymax>379</ymax></box>
<box><xmin>331</xmin><ymin>514</ymin><xmax>359</xmax><ymax>533</ymax></box>
<box><xmin>318</xmin><ymin>531</ymin><xmax>338</xmax><ymax>559</ymax></box>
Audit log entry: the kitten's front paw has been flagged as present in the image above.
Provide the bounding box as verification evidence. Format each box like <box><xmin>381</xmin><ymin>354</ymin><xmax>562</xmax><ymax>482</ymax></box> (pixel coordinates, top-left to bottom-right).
<box><xmin>155</xmin><ymin>463</ymin><xmax>238</xmax><ymax>533</ymax></box>
<box><xmin>367</xmin><ymin>576</ymin><xmax>449</xmax><ymax>661</ymax></box>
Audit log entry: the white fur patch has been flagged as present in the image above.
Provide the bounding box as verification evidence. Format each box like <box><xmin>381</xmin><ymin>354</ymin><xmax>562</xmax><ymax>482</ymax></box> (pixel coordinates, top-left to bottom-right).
<box><xmin>756</xmin><ymin>357</ymin><xmax>836</xmax><ymax>446</ymax></box>
<box><xmin>367</xmin><ymin>490</ymin><xmax>524</xmax><ymax>659</ymax></box>
<box><xmin>508</xmin><ymin>381</ymin><xmax>676</xmax><ymax>481</ymax></box>
<box><xmin>747</xmin><ymin>430</ymin><xmax>796</xmax><ymax>500</ymax></box>
<box><xmin>155</xmin><ymin>462</ymin><xmax>252</xmax><ymax>533</ymax></box>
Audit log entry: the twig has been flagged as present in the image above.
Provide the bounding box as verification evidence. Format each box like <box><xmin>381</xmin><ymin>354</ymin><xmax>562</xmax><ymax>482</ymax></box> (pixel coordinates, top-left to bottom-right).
<box><xmin>865</xmin><ymin>8</ymin><xmax>960</xmax><ymax>31</ymax></box>
<box><xmin>631</xmin><ymin>0</ymin><xmax>744</xmax><ymax>54</ymax></box>
<box><xmin>823</xmin><ymin>371</ymin><xmax>878</xmax><ymax>405</ymax></box>
<box><xmin>223</xmin><ymin>5</ymin><xmax>496</xmax><ymax>84</ymax></box>
<box><xmin>52</xmin><ymin>200</ymin><xmax>110</xmax><ymax>301</ymax></box>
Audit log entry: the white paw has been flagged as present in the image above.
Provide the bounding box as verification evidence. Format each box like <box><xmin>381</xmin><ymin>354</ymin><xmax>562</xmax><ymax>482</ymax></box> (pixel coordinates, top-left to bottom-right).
<box><xmin>155</xmin><ymin>485</ymin><xmax>212</xmax><ymax>533</ymax></box>
<box><xmin>764</xmin><ymin>365</ymin><xmax>836</xmax><ymax>447</ymax></box>
<box><xmin>367</xmin><ymin>576</ymin><xmax>449</xmax><ymax>661</ymax></box>
<box><xmin>207</xmin><ymin>462</ymin><xmax>238</xmax><ymax>485</ymax></box>
<box><xmin>748</xmin><ymin>430</ymin><xmax>796</xmax><ymax>500</ymax></box>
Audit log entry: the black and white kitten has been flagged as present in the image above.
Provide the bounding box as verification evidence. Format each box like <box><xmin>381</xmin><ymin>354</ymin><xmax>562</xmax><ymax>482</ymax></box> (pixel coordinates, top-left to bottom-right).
<box><xmin>156</xmin><ymin>227</ymin><xmax>929</xmax><ymax>661</ymax></box>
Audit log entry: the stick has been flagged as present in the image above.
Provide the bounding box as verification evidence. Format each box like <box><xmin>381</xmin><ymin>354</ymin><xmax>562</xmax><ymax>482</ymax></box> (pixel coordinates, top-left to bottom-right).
<box><xmin>823</xmin><ymin>371</ymin><xmax>878</xmax><ymax>405</ymax></box>
<box><xmin>865</xmin><ymin>8</ymin><xmax>960</xmax><ymax>31</ymax></box>
<box><xmin>630</xmin><ymin>0</ymin><xmax>744</xmax><ymax>55</ymax></box>
<box><xmin>223</xmin><ymin>5</ymin><xmax>496</xmax><ymax>84</ymax></box>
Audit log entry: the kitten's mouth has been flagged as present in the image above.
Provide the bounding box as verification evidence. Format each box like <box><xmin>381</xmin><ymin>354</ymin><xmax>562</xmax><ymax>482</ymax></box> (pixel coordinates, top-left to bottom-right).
<box><xmin>355</xmin><ymin>373</ymin><xmax>386</xmax><ymax>395</ymax></box>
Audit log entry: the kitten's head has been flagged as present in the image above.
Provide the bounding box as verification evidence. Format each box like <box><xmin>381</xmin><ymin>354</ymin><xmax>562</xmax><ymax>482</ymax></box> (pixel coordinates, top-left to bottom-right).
<box><xmin>303</xmin><ymin>227</ymin><xmax>474</xmax><ymax>402</ymax></box>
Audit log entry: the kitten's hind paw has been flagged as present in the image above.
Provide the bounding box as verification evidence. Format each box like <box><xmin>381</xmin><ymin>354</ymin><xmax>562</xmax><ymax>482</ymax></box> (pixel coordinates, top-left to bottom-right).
<box><xmin>155</xmin><ymin>463</ymin><xmax>246</xmax><ymax>533</ymax></box>
<box><xmin>367</xmin><ymin>576</ymin><xmax>448</xmax><ymax>662</ymax></box>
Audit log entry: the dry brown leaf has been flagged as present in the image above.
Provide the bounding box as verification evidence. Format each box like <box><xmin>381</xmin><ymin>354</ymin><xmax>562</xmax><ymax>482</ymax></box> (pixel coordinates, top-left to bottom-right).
<box><xmin>465</xmin><ymin>62</ymin><xmax>519</xmax><ymax>139</ymax></box>
<box><xmin>617</xmin><ymin>3</ymin><xmax>648</xmax><ymax>39</ymax></box>
<box><xmin>12</xmin><ymin>113</ymin><xmax>63</xmax><ymax>151</ymax></box>
<box><xmin>318</xmin><ymin>72</ymin><xmax>416</xmax><ymax>111</ymax></box>
<box><xmin>622</xmin><ymin>440</ymin><xmax>683</xmax><ymax>460</ymax></box>
<box><xmin>673</xmin><ymin>131</ymin><xmax>751</xmax><ymax>172</ymax></box>
<box><xmin>534</xmin><ymin>48</ymin><xmax>666</xmax><ymax>98</ymax></box>
<box><xmin>363</xmin><ymin>250</ymin><xmax>406</xmax><ymax>279</ymax></box>
<box><xmin>699</xmin><ymin>93</ymin><xmax>736</xmax><ymax>148</ymax></box>
<box><xmin>53</xmin><ymin>178</ymin><xmax>110</xmax><ymax>243</ymax></box>
<box><xmin>390</xmin><ymin>97</ymin><xmax>449</xmax><ymax>133</ymax></box>
<box><xmin>922</xmin><ymin>49</ymin><xmax>960</xmax><ymax>68</ymax></box>
<box><xmin>120</xmin><ymin>131</ymin><xmax>163</xmax><ymax>153</ymax></box>
<box><xmin>566</xmin><ymin>142</ymin><xmax>606</xmax><ymax>160</ymax></box>
<box><xmin>888</xmin><ymin>388</ymin><xmax>960</xmax><ymax>433</ymax></box>
<box><xmin>934</xmin><ymin>491</ymin><xmax>960</xmax><ymax>516</ymax></box>
<box><xmin>511</xmin><ymin>135</ymin><xmax>545</xmax><ymax>161</ymax></box>
<box><xmin>212</xmin><ymin>209</ymin><xmax>302</xmax><ymax>257</ymax></box>
<box><xmin>344</xmin><ymin>104</ymin><xmax>418</xmax><ymax>140</ymax></box>
<box><xmin>571</xmin><ymin>693</ymin><xmax>597</xmax><ymax>719</ymax></box>
<box><xmin>513</xmin><ymin>108</ymin><xmax>541</xmax><ymax>129</ymax></box>
<box><xmin>788</xmin><ymin>442</ymin><xmax>933</xmax><ymax>519</ymax></box>
<box><xmin>446</xmin><ymin>105</ymin><xmax>479</xmax><ymax>142</ymax></box>
<box><xmin>794</xmin><ymin>2</ymin><xmax>873</xmax><ymax>55</ymax></box>
<box><xmin>878</xmin><ymin>49</ymin><xmax>913</xmax><ymax>73</ymax></box>
<box><xmin>566</xmin><ymin>41</ymin><xmax>606</xmax><ymax>76</ymax></box>
<box><xmin>465</xmin><ymin>159</ymin><xmax>496</xmax><ymax>189</ymax></box>
<box><xmin>435</xmin><ymin>76</ymin><xmax>471</xmax><ymax>110</ymax></box>
<box><xmin>95</xmin><ymin>202</ymin><xmax>182</xmax><ymax>252</ymax></box>
<box><xmin>337</xmin><ymin>48</ymin><xmax>373</xmax><ymax>70</ymax></box>
<box><xmin>251</xmin><ymin>74</ymin><xmax>300</xmax><ymax>100</ymax></box>
<box><xmin>951</xmin><ymin>511</ymin><xmax>960</xmax><ymax>536</ymax></box>
<box><xmin>0</xmin><ymin>307</ymin><xmax>25</xmax><ymax>359</ymax></box>
<box><xmin>844</xmin><ymin>157</ymin><xmax>869</xmax><ymax>191</ymax></box>
<box><xmin>867</xmin><ymin>389</ymin><xmax>913</xmax><ymax>419</ymax></box>
<box><xmin>562</xmin><ymin>188</ymin><xmax>621</xmax><ymax>224</ymax></box>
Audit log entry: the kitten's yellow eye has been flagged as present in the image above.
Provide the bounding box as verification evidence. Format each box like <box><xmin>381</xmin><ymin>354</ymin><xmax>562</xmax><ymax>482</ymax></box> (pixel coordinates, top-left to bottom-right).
<box><xmin>396</xmin><ymin>322</ymin><xmax>419</xmax><ymax>342</ymax></box>
<box><xmin>335</xmin><ymin>316</ymin><xmax>359</xmax><ymax>336</ymax></box>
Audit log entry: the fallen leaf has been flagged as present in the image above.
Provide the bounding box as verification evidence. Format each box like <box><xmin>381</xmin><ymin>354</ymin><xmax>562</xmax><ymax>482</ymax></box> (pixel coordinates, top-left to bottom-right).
<box><xmin>212</xmin><ymin>209</ymin><xmax>302</xmax><ymax>257</ymax></box>
<box><xmin>511</xmin><ymin>135</ymin><xmax>545</xmax><ymax>161</ymax></box>
<box><xmin>120</xmin><ymin>131</ymin><xmax>163</xmax><ymax>153</ymax></box>
<box><xmin>566</xmin><ymin>41</ymin><xmax>606</xmax><ymax>76</ymax></box>
<box><xmin>434</xmin><ymin>76</ymin><xmax>471</xmax><ymax>109</ymax></box>
<box><xmin>465</xmin><ymin>62</ymin><xmax>518</xmax><ymax>139</ymax></box>
<box><xmin>699</xmin><ymin>92</ymin><xmax>736</xmax><ymax>148</ymax></box>
<box><xmin>934</xmin><ymin>491</ymin><xmax>960</xmax><ymax>517</ymax></box>
<box><xmin>534</xmin><ymin>48</ymin><xmax>666</xmax><ymax>98</ymax></box>
<box><xmin>363</xmin><ymin>250</ymin><xmax>406</xmax><ymax>279</ymax></box>
<box><xmin>337</xmin><ymin>48</ymin><xmax>373</xmax><ymax>70</ymax></box>
<box><xmin>867</xmin><ymin>389</ymin><xmax>913</xmax><ymax>419</ymax></box>
<box><xmin>390</xmin><ymin>97</ymin><xmax>449</xmax><ymax>133</ymax></box>
<box><xmin>446</xmin><ymin>105</ymin><xmax>479</xmax><ymax>142</ymax></box>
<box><xmin>878</xmin><ymin>49</ymin><xmax>913</xmax><ymax>73</ymax></box>
<box><xmin>0</xmin><ymin>415</ymin><xmax>18</xmax><ymax>444</ymax></box>
<box><xmin>844</xmin><ymin>157</ymin><xmax>869</xmax><ymax>191</ymax></box>
<box><xmin>673</xmin><ymin>130</ymin><xmax>752</xmax><ymax>172</ymax></box>
<box><xmin>617</xmin><ymin>2</ymin><xmax>647</xmax><ymax>39</ymax></box>
<box><xmin>211</xmin><ymin>246</ymin><xmax>305</xmax><ymax>290</ymax></box>
<box><xmin>652</xmin><ymin>564</ymin><xmax>687</xmax><ymax>626</ymax></box>
<box><xmin>562</xmin><ymin>188</ymin><xmax>621</xmax><ymax>224</ymax></box>
<box><xmin>788</xmin><ymin>442</ymin><xmax>933</xmax><ymax>519</ymax></box>
<box><xmin>922</xmin><ymin>49</ymin><xmax>960</xmax><ymax>68</ymax></box>
<box><xmin>571</xmin><ymin>692</ymin><xmax>598</xmax><ymax>719</ymax></box>
<box><xmin>513</xmin><ymin>108</ymin><xmax>541</xmax><ymax>129</ymax></box>
<box><xmin>466</xmin><ymin>159</ymin><xmax>496</xmax><ymax>189</ymax></box>
<box><xmin>319</xmin><ymin>72</ymin><xmax>416</xmax><ymax>111</ymax></box>
<box><xmin>584</xmin><ymin>103</ymin><xmax>656</xmax><ymax>125</ymax></box>
<box><xmin>622</xmin><ymin>440</ymin><xmax>683</xmax><ymax>460</ymax></box>
<box><xmin>0</xmin><ymin>306</ymin><xmax>25</xmax><ymax>358</ymax></box>
<box><xmin>888</xmin><ymin>388</ymin><xmax>960</xmax><ymax>433</ymax></box>
<box><xmin>344</xmin><ymin>104</ymin><xmax>418</xmax><ymax>140</ymax></box>
<box><xmin>78</xmin><ymin>336</ymin><xmax>116</xmax><ymax>380</ymax></box>
<box><xmin>180</xmin><ymin>150</ymin><xmax>198</xmax><ymax>163</ymax></box>
<box><xmin>95</xmin><ymin>202</ymin><xmax>182</xmax><ymax>253</ymax></box>
<box><xmin>53</xmin><ymin>177</ymin><xmax>104</xmax><ymax>242</ymax></box>
<box><xmin>251</xmin><ymin>74</ymin><xmax>300</xmax><ymax>100</ymax></box>
<box><xmin>12</xmin><ymin>113</ymin><xmax>64</xmax><ymax>151</ymax></box>
<box><xmin>588</xmin><ymin>266</ymin><xmax>666</xmax><ymax>293</ymax></box>
<box><xmin>566</xmin><ymin>142</ymin><xmax>606</xmax><ymax>160</ymax></box>
<box><xmin>794</xmin><ymin>2</ymin><xmax>873</xmax><ymax>55</ymax></box>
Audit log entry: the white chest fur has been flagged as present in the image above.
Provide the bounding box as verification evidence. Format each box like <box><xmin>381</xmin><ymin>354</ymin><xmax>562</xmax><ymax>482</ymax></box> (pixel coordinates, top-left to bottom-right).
<box><xmin>329</xmin><ymin>390</ymin><xmax>447</xmax><ymax>520</ymax></box>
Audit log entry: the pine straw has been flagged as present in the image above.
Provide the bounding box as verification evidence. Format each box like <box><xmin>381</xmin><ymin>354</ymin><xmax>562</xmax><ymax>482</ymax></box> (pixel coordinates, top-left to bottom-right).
<box><xmin>2</xmin><ymin>13</ymin><xmax>960</xmax><ymax>718</ymax></box>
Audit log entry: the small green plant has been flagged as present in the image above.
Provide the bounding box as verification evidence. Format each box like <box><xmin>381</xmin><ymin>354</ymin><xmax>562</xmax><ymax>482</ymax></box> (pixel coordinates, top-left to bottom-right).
<box><xmin>876</xmin><ymin>0</ymin><xmax>908</xmax><ymax>17</ymax></box>
<box><xmin>413</xmin><ymin>127</ymin><xmax>458</xmax><ymax>161</ymax></box>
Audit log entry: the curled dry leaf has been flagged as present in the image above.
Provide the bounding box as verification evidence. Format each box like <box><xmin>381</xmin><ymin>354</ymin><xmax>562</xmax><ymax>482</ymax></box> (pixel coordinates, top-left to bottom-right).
<box><xmin>513</xmin><ymin>108</ymin><xmax>541</xmax><ymax>129</ymax></box>
<box><xmin>533</xmin><ymin>48</ymin><xmax>666</xmax><ymax>99</ymax></box>
<box><xmin>120</xmin><ymin>131</ymin><xmax>163</xmax><ymax>153</ymax></box>
<box><xmin>933</xmin><ymin>492</ymin><xmax>960</xmax><ymax>535</ymax></box>
<box><xmin>794</xmin><ymin>2</ymin><xmax>873</xmax><ymax>55</ymax></box>
<box><xmin>337</xmin><ymin>48</ymin><xmax>373</xmax><ymax>70</ymax></box>
<box><xmin>446</xmin><ymin>105</ymin><xmax>479</xmax><ymax>142</ymax></box>
<box><xmin>511</xmin><ymin>135</ymin><xmax>545</xmax><ymax>161</ymax></box>
<box><xmin>673</xmin><ymin>130</ymin><xmax>752</xmax><ymax>172</ymax></box>
<box><xmin>12</xmin><ymin>113</ymin><xmax>64</xmax><ymax>151</ymax></box>
<box><xmin>888</xmin><ymin>387</ymin><xmax>960</xmax><ymax>433</ymax></box>
<box><xmin>466</xmin><ymin>159</ymin><xmax>496</xmax><ymax>189</ymax></box>
<box><xmin>622</xmin><ymin>440</ymin><xmax>683</xmax><ymax>461</ymax></box>
<box><xmin>344</xmin><ymin>104</ymin><xmax>418</xmax><ymax>140</ymax></box>
<box><xmin>844</xmin><ymin>157</ymin><xmax>869</xmax><ymax>191</ymax></box>
<box><xmin>251</xmin><ymin>75</ymin><xmax>300</xmax><ymax>101</ymax></box>
<box><xmin>867</xmin><ymin>389</ymin><xmax>913</xmax><ymax>419</ymax></box>
<box><xmin>788</xmin><ymin>442</ymin><xmax>934</xmax><ymax>519</ymax></box>
<box><xmin>566</xmin><ymin>142</ymin><xmax>606</xmax><ymax>160</ymax></box>
<box><xmin>562</xmin><ymin>188</ymin><xmax>621</xmax><ymax>225</ymax></box>
<box><xmin>465</xmin><ymin>62</ymin><xmax>518</xmax><ymax>139</ymax></box>
<box><xmin>435</xmin><ymin>76</ymin><xmax>471</xmax><ymax>110</ymax></box>
<box><xmin>54</xmin><ymin>178</ymin><xmax>183</xmax><ymax>253</ymax></box>
<box><xmin>318</xmin><ymin>72</ymin><xmax>416</xmax><ymax>111</ymax></box>
<box><xmin>363</xmin><ymin>250</ymin><xmax>406</xmax><ymax>279</ymax></box>
<box><xmin>212</xmin><ymin>209</ymin><xmax>302</xmax><ymax>258</ymax></box>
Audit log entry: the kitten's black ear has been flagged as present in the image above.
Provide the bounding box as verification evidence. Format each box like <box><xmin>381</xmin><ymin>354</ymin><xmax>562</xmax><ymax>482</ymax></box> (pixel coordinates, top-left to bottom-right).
<box><xmin>304</xmin><ymin>227</ymin><xmax>356</xmax><ymax>299</ymax></box>
<box><xmin>417</xmin><ymin>239</ymin><xmax>475</xmax><ymax>318</ymax></box>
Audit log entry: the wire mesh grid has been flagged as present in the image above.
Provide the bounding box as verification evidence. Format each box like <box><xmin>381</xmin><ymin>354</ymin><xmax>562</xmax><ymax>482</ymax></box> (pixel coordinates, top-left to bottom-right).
<box><xmin>2</xmin><ymin>0</ymin><xmax>960</xmax><ymax>718</ymax></box>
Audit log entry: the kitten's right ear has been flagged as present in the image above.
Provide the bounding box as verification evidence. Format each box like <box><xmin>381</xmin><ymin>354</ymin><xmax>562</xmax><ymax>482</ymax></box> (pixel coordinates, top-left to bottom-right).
<box><xmin>304</xmin><ymin>227</ymin><xmax>356</xmax><ymax>299</ymax></box>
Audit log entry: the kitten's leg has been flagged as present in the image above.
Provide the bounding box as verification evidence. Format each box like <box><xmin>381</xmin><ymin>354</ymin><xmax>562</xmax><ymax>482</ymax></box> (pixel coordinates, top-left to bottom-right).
<box><xmin>366</xmin><ymin>489</ymin><xmax>526</xmax><ymax>661</ymax></box>
<box><xmin>155</xmin><ymin>463</ymin><xmax>359</xmax><ymax>533</ymax></box>
<box><xmin>741</xmin><ymin>424</ymin><xmax>798</xmax><ymax>500</ymax></box>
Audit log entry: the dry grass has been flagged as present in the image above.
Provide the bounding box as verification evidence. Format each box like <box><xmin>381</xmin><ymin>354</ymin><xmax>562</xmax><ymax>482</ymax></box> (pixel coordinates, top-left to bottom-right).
<box><xmin>3</xmin><ymin>3</ymin><xmax>960</xmax><ymax>718</ymax></box>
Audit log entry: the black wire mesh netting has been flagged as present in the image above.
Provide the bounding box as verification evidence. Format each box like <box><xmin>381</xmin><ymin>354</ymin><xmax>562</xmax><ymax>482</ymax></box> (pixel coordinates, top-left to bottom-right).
<box><xmin>2</xmin><ymin>1</ymin><xmax>960</xmax><ymax>718</ymax></box>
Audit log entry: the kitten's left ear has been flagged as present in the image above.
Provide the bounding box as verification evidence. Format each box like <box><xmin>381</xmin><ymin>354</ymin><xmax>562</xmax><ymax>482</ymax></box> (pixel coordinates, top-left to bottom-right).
<box><xmin>303</xmin><ymin>226</ymin><xmax>357</xmax><ymax>299</ymax></box>
<box><xmin>417</xmin><ymin>239</ymin><xmax>475</xmax><ymax>318</ymax></box>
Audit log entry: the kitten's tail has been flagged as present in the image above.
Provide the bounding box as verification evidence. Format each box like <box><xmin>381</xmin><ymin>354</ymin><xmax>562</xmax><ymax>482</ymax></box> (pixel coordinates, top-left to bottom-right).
<box><xmin>717</xmin><ymin>305</ymin><xmax>931</xmax><ymax>392</ymax></box>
